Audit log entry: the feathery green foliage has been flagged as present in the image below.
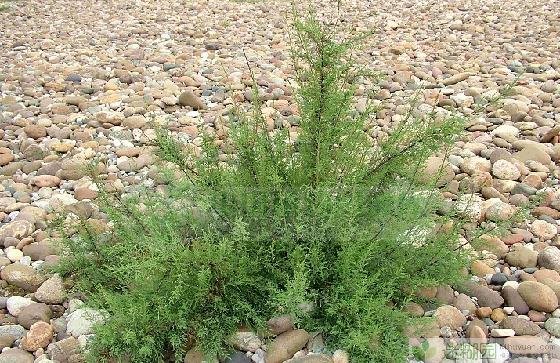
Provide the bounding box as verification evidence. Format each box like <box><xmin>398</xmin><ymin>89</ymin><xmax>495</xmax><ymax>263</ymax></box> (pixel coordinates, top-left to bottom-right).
<box><xmin>57</xmin><ymin>13</ymin><xmax>486</xmax><ymax>363</ymax></box>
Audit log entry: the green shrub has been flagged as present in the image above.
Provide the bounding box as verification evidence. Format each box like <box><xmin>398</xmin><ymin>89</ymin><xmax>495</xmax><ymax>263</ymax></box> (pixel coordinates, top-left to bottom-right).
<box><xmin>0</xmin><ymin>0</ymin><xmax>17</xmax><ymax>12</ymax></box>
<box><xmin>58</xmin><ymin>13</ymin><xmax>481</xmax><ymax>363</ymax></box>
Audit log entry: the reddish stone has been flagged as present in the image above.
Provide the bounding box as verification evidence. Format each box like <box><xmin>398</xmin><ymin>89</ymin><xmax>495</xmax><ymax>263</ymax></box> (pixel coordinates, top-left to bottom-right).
<box><xmin>501</xmin><ymin>233</ymin><xmax>524</xmax><ymax>245</ymax></box>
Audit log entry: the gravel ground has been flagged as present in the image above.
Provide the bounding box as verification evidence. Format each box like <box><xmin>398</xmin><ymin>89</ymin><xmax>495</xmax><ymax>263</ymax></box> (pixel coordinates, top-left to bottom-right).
<box><xmin>0</xmin><ymin>0</ymin><xmax>559</xmax><ymax>362</ymax></box>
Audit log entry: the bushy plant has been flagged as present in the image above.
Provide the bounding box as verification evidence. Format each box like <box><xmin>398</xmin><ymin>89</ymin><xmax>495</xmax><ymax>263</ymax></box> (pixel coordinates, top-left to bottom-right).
<box><xmin>0</xmin><ymin>1</ymin><xmax>12</xmax><ymax>12</ymax></box>
<box><xmin>58</xmin><ymin>12</ymin><xmax>481</xmax><ymax>363</ymax></box>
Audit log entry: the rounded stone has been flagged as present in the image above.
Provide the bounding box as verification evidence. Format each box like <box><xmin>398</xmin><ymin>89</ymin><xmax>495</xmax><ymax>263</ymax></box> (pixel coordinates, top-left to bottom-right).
<box><xmin>492</xmin><ymin>159</ymin><xmax>520</xmax><ymax>180</ymax></box>
<box><xmin>6</xmin><ymin>296</ymin><xmax>33</xmax><ymax>317</ymax></box>
<box><xmin>0</xmin><ymin>264</ymin><xmax>44</xmax><ymax>292</ymax></box>
<box><xmin>66</xmin><ymin>308</ymin><xmax>105</xmax><ymax>337</ymax></box>
<box><xmin>457</xmin><ymin>281</ymin><xmax>504</xmax><ymax>309</ymax></box>
<box><xmin>4</xmin><ymin>247</ymin><xmax>23</xmax><ymax>262</ymax></box>
<box><xmin>332</xmin><ymin>350</ymin><xmax>349</xmax><ymax>363</ymax></box>
<box><xmin>453</xmin><ymin>294</ymin><xmax>476</xmax><ymax>314</ymax></box>
<box><xmin>505</xmin><ymin>245</ymin><xmax>538</xmax><ymax>268</ymax></box>
<box><xmin>35</xmin><ymin>275</ymin><xmax>66</xmax><ymax>305</ymax></box>
<box><xmin>531</xmin><ymin>220</ymin><xmax>557</xmax><ymax>241</ymax></box>
<box><xmin>21</xmin><ymin>321</ymin><xmax>53</xmax><ymax>351</ymax></box>
<box><xmin>0</xmin><ymin>325</ymin><xmax>25</xmax><ymax>340</ymax></box>
<box><xmin>265</xmin><ymin>329</ymin><xmax>310</xmax><ymax>363</ymax></box>
<box><xmin>267</xmin><ymin>315</ymin><xmax>294</xmax><ymax>335</ymax></box>
<box><xmin>545</xmin><ymin>317</ymin><xmax>560</xmax><ymax>337</ymax></box>
<box><xmin>0</xmin><ymin>221</ymin><xmax>35</xmax><ymax>245</ymax></box>
<box><xmin>517</xmin><ymin>281</ymin><xmax>559</xmax><ymax>312</ymax></box>
<box><xmin>229</xmin><ymin>331</ymin><xmax>261</xmax><ymax>352</ymax></box>
<box><xmin>461</xmin><ymin>156</ymin><xmax>491</xmax><ymax>175</ymax></box>
<box><xmin>23</xmin><ymin>125</ymin><xmax>47</xmax><ymax>139</ymax></box>
<box><xmin>419</xmin><ymin>156</ymin><xmax>455</xmax><ymax>186</ymax></box>
<box><xmin>502</xmin><ymin>286</ymin><xmax>530</xmax><ymax>314</ymax></box>
<box><xmin>30</xmin><ymin>175</ymin><xmax>61</xmax><ymax>188</ymax></box>
<box><xmin>434</xmin><ymin>305</ymin><xmax>466</xmax><ymax>329</ymax></box>
<box><xmin>0</xmin><ymin>334</ymin><xmax>14</xmax><ymax>350</ymax></box>
<box><xmin>178</xmin><ymin>91</ymin><xmax>206</xmax><ymax>110</ymax></box>
<box><xmin>490</xmin><ymin>328</ymin><xmax>515</xmax><ymax>338</ymax></box>
<box><xmin>491</xmin><ymin>124</ymin><xmax>519</xmax><ymax>140</ymax></box>
<box><xmin>17</xmin><ymin>303</ymin><xmax>52</xmax><ymax>330</ymax></box>
<box><xmin>514</xmin><ymin>145</ymin><xmax>552</xmax><ymax>165</ymax></box>
<box><xmin>501</xmin><ymin>316</ymin><xmax>541</xmax><ymax>336</ymax></box>
<box><xmin>538</xmin><ymin>247</ymin><xmax>560</xmax><ymax>272</ymax></box>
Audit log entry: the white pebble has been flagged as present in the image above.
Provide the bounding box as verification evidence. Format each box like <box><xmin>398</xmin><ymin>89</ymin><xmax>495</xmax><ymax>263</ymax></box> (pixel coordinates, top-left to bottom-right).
<box><xmin>503</xmin><ymin>281</ymin><xmax>519</xmax><ymax>289</ymax></box>
<box><xmin>6</xmin><ymin>296</ymin><xmax>33</xmax><ymax>317</ymax></box>
<box><xmin>4</xmin><ymin>246</ymin><xmax>23</xmax><ymax>262</ymax></box>
<box><xmin>503</xmin><ymin>307</ymin><xmax>515</xmax><ymax>314</ymax></box>
<box><xmin>19</xmin><ymin>256</ymin><xmax>32</xmax><ymax>265</ymax></box>
<box><xmin>490</xmin><ymin>329</ymin><xmax>515</xmax><ymax>338</ymax></box>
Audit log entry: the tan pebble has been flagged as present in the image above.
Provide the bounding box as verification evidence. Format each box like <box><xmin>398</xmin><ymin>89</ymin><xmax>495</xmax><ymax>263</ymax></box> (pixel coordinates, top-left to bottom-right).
<box><xmin>476</xmin><ymin>307</ymin><xmax>492</xmax><ymax>319</ymax></box>
<box><xmin>30</xmin><ymin>175</ymin><xmax>60</xmax><ymax>188</ymax></box>
<box><xmin>490</xmin><ymin>308</ymin><xmax>506</xmax><ymax>322</ymax></box>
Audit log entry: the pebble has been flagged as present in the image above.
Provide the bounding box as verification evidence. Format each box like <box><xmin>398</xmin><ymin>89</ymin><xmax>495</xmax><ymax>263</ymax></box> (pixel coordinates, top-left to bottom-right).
<box><xmin>267</xmin><ymin>315</ymin><xmax>294</xmax><ymax>335</ymax></box>
<box><xmin>17</xmin><ymin>303</ymin><xmax>52</xmax><ymax>329</ymax></box>
<box><xmin>545</xmin><ymin>318</ymin><xmax>560</xmax><ymax>337</ymax></box>
<box><xmin>517</xmin><ymin>281</ymin><xmax>559</xmax><ymax>312</ymax></box>
<box><xmin>490</xmin><ymin>328</ymin><xmax>515</xmax><ymax>338</ymax></box>
<box><xmin>514</xmin><ymin>145</ymin><xmax>552</xmax><ymax>166</ymax></box>
<box><xmin>0</xmin><ymin>325</ymin><xmax>26</xmax><ymax>340</ymax></box>
<box><xmin>434</xmin><ymin>305</ymin><xmax>466</xmax><ymax>329</ymax></box>
<box><xmin>35</xmin><ymin>275</ymin><xmax>66</xmax><ymax>304</ymax></box>
<box><xmin>490</xmin><ymin>273</ymin><xmax>509</xmax><ymax>285</ymax></box>
<box><xmin>531</xmin><ymin>220</ymin><xmax>558</xmax><ymax>240</ymax></box>
<box><xmin>66</xmin><ymin>308</ymin><xmax>105</xmax><ymax>337</ymax></box>
<box><xmin>492</xmin><ymin>159</ymin><xmax>521</xmax><ymax>180</ymax></box>
<box><xmin>0</xmin><ymin>221</ymin><xmax>35</xmax><ymax>244</ymax></box>
<box><xmin>505</xmin><ymin>245</ymin><xmax>538</xmax><ymax>268</ymax></box>
<box><xmin>492</xmin><ymin>125</ymin><xmax>520</xmax><ymax>141</ymax></box>
<box><xmin>501</xmin><ymin>316</ymin><xmax>541</xmax><ymax>335</ymax></box>
<box><xmin>21</xmin><ymin>321</ymin><xmax>53</xmax><ymax>351</ymax></box>
<box><xmin>4</xmin><ymin>247</ymin><xmax>23</xmax><ymax>262</ymax></box>
<box><xmin>265</xmin><ymin>329</ymin><xmax>310</xmax><ymax>363</ymax></box>
<box><xmin>504</xmin><ymin>335</ymin><xmax>550</xmax><ymax>355</ymax></box>
<box><xmin>30</xmin><ymin>175</ymin><xmax>61</xmax><ymax>188</ymax></box>
<box><xmin>491</xmin><ymin>308</ymin><xmax>507</xmax><ymax>322</ymax></box>
<box><xmin>332</xmin><ymin>350</ymin><xmax>349</xmax><ymax>363</ymax></box>
<box><xmin>538</xmin><ymin>247</ymin><xmax>560</xmax><ymax>272</ymax></box>
<box><xmin>453</xmin><ymin>294</ymin><xmax>476</xmax><ymax>314</ymax></box>
<box><xmin>6</xmin><ymin>296</ymin><xmax>33</xmax><ymax>317</ymax></box>
<box><xmin>0</xmin><ymin>264</ymin><xmax>44</xmax><ymax>292</ymax></box>
<box><xmin>442</xmin><ymin>73</ymin><xmax>471</xmax><ymax>86</ymax></box>
<box><xmin>290</xmin><ymin>355</ymin><xmax>333</xmax><ymax>363</ymax></box>
<box><xmin>178</xmin><ymin>91</ymin><xmax>206</xmax><ymax>110</ymax></box>
<box><xmin>23</xmin><ymin>125</ymin><xmax>47</xmax><ymax>139</ymax></box>
<box><xmin>0</xmin><ymin>349</ymin><xmax>34</xmax><ymax>363</ymax></box>
<box><xmin>502</xmin><ymin>286</ymin><xmax>530</xmax><ymax>314</ymax></box>
<box><xmin>46</xmin><ymin>337</ymin><xmax>81</xmax><ymax>363</ymax></box>
<box><xmin>230</xmin><ymin>331</ymin><xmax>262</xmax><ymax>353</ymax></box>
<box><xmin>457</xmin><ymin>281</ymin><xmax>504</xmax><ymax>309</ymax></box>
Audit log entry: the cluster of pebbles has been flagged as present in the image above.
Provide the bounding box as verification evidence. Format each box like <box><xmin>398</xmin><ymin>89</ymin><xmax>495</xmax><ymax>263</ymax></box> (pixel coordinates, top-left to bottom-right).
<box><xmin>0</xmin><ymin>0</ymin><xmax>559</xmax><ymax>361</ymax></box>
